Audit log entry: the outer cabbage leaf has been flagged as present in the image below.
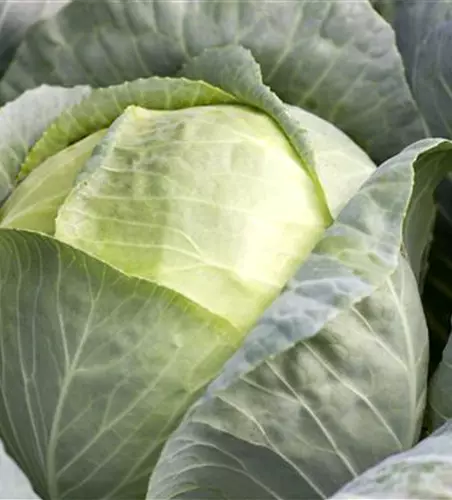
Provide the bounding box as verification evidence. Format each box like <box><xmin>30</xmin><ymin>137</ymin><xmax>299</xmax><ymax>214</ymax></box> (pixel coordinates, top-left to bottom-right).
<box><xmin>0</xmin><ymin>0</ymin><xmax>426</xmax><ymax>162</ymax></box>
<box><xmin>0</xmin><ymin>0</ymin><xmax>70</xmax><ymax>76</ymax></box>
<box><xmin>395</xmin><ymin>0</ymin><xmax>452</xmax><ymax>137</ymax></box>
<box><xmin>0</xmin><ymin>228</ymin><xmax>242</xmax><ymax>500</ymax></box>
<box><xmin>148</xmin><ymin>258</ymin><xmax>428</xmax><ymax>500</ymax></box>
<box><xmin>331</xmin><ymin>420</ymin><xmax>452</xmax><ymax>499</ymax></box>
<box><xmin>146</xmin><ymin>137</ymin><xmax>452</xmax><ymax>499</ymax></box>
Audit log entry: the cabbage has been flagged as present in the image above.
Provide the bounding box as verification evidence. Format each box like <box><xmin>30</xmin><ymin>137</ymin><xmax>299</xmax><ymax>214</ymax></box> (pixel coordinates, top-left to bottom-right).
<box><xmin>0</xmin><ymin>2</ymin><xmax>451</xmax><ymax>500</ymax></box>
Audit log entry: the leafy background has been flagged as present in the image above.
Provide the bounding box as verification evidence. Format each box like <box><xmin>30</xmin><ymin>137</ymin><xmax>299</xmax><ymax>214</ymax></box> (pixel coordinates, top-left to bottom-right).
<box><xmin>1</xmin><ymin>0</ymin><xmax>452</xmax><ymax>498</ymax></box>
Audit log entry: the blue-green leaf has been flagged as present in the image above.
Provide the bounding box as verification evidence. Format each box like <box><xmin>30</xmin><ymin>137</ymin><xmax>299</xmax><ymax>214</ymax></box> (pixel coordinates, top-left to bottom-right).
<box><xmin>0</xmin><ymin>0</ymin><xmax>69</xmax><ymax>77</ymax></box>
<box><xmin>331</xmin><ymin>420</ymin><xmax>452</xmax><ymax>498</ymax></box>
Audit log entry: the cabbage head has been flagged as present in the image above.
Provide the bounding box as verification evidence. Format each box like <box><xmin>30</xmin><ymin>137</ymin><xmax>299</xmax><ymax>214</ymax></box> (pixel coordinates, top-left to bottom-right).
<box><xmin>1</xmin><ymin>103</ymin><xmax>332</xmax><ymax>332</ymax></box>
<box><xmin>0</xmin><ymin>41</ymin><xmax>443</xmax><ymax>500</ymax></box>
<box><xmin>2</xmin><ymin>2</ymin><xmax>452</xmax><ymax>500</ymax></box>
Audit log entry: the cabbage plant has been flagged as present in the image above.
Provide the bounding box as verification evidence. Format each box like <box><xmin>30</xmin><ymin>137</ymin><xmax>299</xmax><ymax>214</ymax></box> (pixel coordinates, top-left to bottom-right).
<box><xmin>0</xmin><ymin>1</ymin><xmax>452</xmax><ymax>499</ymax></box>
